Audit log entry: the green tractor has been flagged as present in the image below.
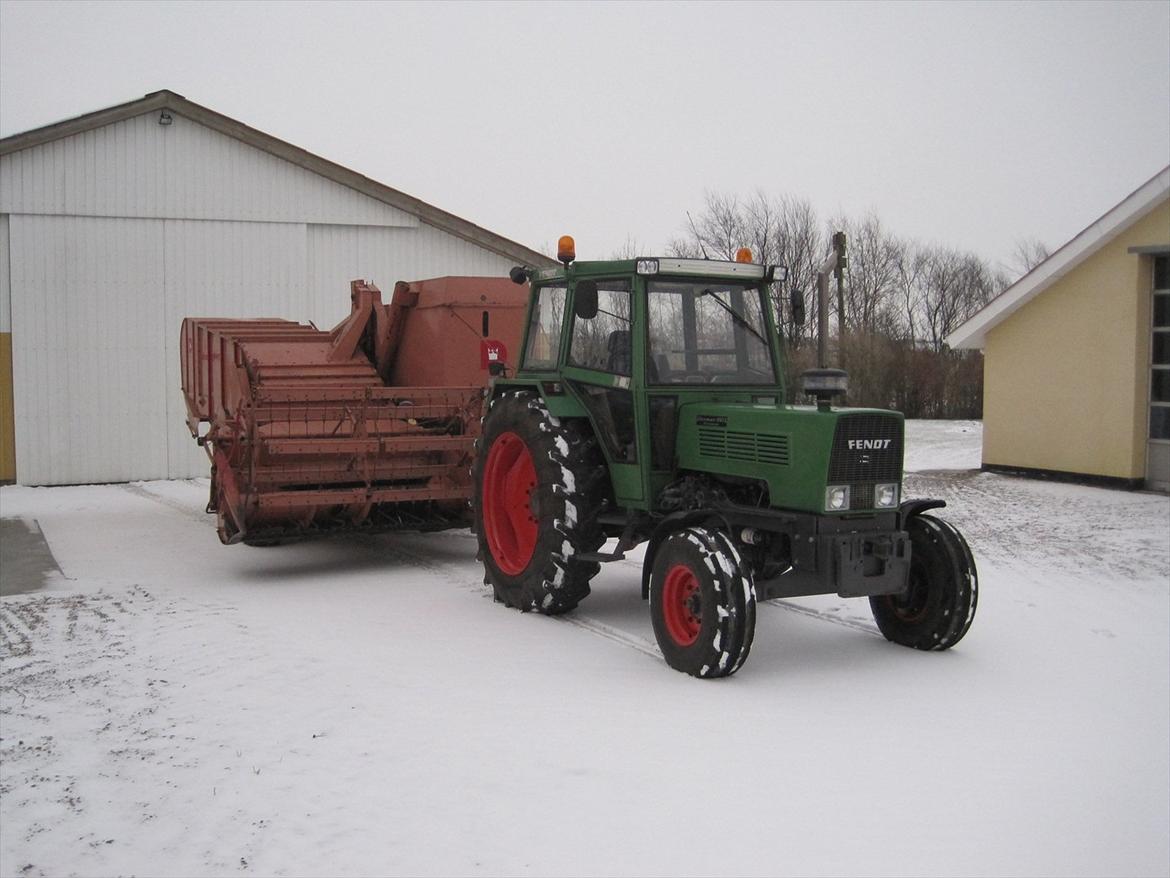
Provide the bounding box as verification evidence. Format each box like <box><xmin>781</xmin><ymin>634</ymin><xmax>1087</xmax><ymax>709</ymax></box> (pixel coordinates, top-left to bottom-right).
<box><xmin>472</xmin><ymin>237</ymin><xmax>977</xmax><ymax>678</ymax></box>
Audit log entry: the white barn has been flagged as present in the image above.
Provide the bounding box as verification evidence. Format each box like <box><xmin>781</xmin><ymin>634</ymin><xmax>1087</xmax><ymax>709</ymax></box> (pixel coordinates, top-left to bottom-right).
<box><xmin>0</xmin><ymin>90</ymin><xmax>553</xmax><ymax>486</ymax></box>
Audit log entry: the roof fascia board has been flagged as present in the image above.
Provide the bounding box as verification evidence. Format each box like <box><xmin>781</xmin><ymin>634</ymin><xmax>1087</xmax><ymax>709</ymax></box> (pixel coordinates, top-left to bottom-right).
<box><xmin>0</xmin><ymin>90</ymin><xmax>556</xmax><ymax>269</ymax></box>
<box><xmin>947</xmin><ymin>167</ymin><xmax>1170</xmax><ymax>350</ymax></box>
<box><xmin>0</xmin><ymin>91</ymin><xmax>172</xmax><ymax>155</ymax></box>
<box><xmin>168</xmin><ymin>98</ymin><xmax>555</xmax><ymax>267</ymax></box>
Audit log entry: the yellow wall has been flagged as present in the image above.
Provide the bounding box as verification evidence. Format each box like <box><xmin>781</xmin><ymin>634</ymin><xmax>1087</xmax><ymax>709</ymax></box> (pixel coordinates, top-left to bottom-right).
<box><xmin>983</xmin><ymin>200</ymin><xmax>1170</xmax><ymax>480</ymax></box>
<box><xmin>0</xmin><ymin>332</ymin><xmax>13</xmax><ymax>482</ymax></box>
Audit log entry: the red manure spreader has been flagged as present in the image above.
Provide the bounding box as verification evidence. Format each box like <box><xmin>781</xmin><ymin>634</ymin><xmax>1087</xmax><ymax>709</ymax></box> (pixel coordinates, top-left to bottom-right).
<box><xmin>180</xmin><ymin>278</ymin><xmax>525</xmax><ymax>545</ymax></box>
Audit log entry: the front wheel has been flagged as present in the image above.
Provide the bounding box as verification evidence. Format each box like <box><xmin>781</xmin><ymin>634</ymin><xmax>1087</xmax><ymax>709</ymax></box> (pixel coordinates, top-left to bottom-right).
<box><xmin>870</xmin><ymin>513</ymin><xmax>978</xmax><ymax>650</ymax></box>
<box><xmin>649</xmin><ymin>527</ymin><xmax>757</xmax><ymax>678</ymax></box>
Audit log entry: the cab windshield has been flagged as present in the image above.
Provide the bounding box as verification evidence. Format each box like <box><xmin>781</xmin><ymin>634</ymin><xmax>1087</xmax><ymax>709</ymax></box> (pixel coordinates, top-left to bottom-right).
<box><xmin>646</xmin><ymin>280</ymin><xmax>776</xmax><ymax>384</ymax></box>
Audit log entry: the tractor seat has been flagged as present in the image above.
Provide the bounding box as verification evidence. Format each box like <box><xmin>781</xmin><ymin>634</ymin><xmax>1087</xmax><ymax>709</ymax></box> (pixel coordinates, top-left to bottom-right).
<box><xmin>606</xmin><ymin>330</ymin><xmax>631</xmax><ymax>375</ymax></box>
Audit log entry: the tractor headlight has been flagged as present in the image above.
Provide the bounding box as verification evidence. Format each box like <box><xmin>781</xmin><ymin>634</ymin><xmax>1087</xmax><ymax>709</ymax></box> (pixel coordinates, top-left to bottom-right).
<box><xmin>875</xmin><ymin>483</ymin><xmax>899</xmax><ymax>508</ymax></box>
<box><xmin>825</xmin><ymin>486</ymin><xmax>850</xmax><ymax>511</ymax></box>
<box><xmin>636</xmin><ymin>259</ymin><xmax>659</xmax><ymax>275</ymax></box>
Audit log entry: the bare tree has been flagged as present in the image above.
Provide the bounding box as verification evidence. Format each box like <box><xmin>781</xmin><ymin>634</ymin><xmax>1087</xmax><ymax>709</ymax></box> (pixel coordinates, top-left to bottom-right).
<box><xmin>893</xmin><ymin>240</ymin><xmax>929</xmax><ymax>345</ymax></box>
<box><xmin>918</xmin><ymin>247</ymin><xmax>964</xmax><ymax>352</ymax></box>
<box><xmin>1006</xmin><ymin>237</ymin><xmax>1050</xmax><ymax>280</ymax></box>
<box><xmin>916</xmin><ymin>247</ymin><xmax>1000</xmax><ymax>351</ymax></box>
<box><xmin>675</xmin><ymin>190</ymin><xmax>823</xmax><ymax>346</ymax></box>
<box><xmin>776</xmin><ymin>195</ymin><xmax>824</xmax><ymax>347</ymax></box>
<box><xmin>610</xmin><ymin>236</ymin><xmax>643</xmax><ymax>260</ymax></box>
<box><xmin>684</xmin><ymin>192</ymin><xmax>747</xmax><ymax>260</ymax></box>
<box><xmin>666</xmin><ymin>234</ymin><xmax>702</xmax><ymax>258</ymax></box>
<box><xmin>669</xmin><ymin>188</ymin><xmax>1007</xmax><ymax>417</ymax></box>
<box><xmin>743</xmin><ymin>190</ymin><xmax>780</xmax><ymax>265</ymax></box>
<box><xmin>834</xmin><ymin>213</ymin><xmax>903</xmax><ymax>335</ymax></box>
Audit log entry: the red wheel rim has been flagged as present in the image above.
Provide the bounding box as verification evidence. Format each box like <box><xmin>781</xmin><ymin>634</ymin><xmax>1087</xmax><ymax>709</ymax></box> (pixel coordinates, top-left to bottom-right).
<box><xmin>482</xmin><ymin>431</ymin><xmax>539</xmax><ymax>575</ymax></box>
<box><xmin>662</xmin><ymin>563</ymin><xmax>702</xmax><ymax>646</ymax></box>
<box><xmin>888</xmin><ymin>565</ymin><xmax>930</xmax><ymax>623</ymax></box>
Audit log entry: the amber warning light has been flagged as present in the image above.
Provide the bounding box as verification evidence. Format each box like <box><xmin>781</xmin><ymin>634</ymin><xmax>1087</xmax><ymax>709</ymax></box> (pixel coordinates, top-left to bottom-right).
<box><xmin>558</xmin><ymin>235</ymin><xmax>576</xmax><ymax>265</ymax></box>
<box><xmin>735</xmin><ymin>247</ymin><xmax>753</xmax><ymax>264</ymax></box>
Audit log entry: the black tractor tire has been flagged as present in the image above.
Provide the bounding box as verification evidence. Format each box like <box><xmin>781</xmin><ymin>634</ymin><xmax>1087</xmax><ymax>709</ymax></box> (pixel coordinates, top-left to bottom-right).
<box><xmin>472</xmin><ymin>390</ymin><xmax>606</xmax><ymax>615</ymax></box>
<box><xmin>648</xmin><ymin>527</ymin><xmax>757</xmax><ymax>679</ymax></box>
<box><xmin>870</xmin><ymin>513</ymin><xmax>978</xmax><ymax>650</ymax></box>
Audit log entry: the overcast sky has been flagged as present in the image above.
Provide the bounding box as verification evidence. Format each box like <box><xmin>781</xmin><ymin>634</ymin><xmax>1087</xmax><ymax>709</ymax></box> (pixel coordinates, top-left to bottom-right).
<box><xmin>1</xmin><ymin>0</ymin><xmax>1167</xmax><ymax>272</ymax></box>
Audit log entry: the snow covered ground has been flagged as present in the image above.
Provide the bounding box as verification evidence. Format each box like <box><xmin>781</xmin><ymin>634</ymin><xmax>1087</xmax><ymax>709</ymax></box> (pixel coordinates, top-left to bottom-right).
<box><xmin>1</xmin><ymin>421</ymin><xmax>1167</xmax><ymax>877</ymax></box>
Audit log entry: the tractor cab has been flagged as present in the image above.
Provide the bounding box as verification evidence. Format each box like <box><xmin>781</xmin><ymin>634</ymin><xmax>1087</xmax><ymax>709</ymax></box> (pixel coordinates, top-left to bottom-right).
<box><xmin>510</xmin><ymin>240</ymin><xmax>792</xmax><ymax>512</ymax></box>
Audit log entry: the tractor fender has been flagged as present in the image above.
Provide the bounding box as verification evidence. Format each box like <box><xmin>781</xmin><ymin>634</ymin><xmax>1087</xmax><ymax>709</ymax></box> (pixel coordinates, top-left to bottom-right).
<box><xmin>898</xmin><ymin>498</ymin><xmax>946</xmax><ymax>530</ymax></box>
<box><xmin>640</xmin><ymin>509</ymin><xmax>732</xmax><ymax>600</ymax></box>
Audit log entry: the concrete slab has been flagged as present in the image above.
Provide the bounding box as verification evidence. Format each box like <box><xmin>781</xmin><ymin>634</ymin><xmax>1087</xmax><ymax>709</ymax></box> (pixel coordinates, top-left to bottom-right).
<box><xmin>0</xmin><ymin>517</ymin><xmax>63</xmax><ymax>596</ymax></box>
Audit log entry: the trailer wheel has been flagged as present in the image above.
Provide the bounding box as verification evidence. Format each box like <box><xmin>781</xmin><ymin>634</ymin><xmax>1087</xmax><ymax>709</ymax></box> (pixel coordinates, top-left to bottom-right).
<box><xmin>870</xmin><ymin>513</ymin><xmax>978</xmax><ymax>650</ymax></box>
<box><xmin>243</xmin><ymin>536</ymin><xmax>284</xmax><ymax>547</ymax></box>
<box><xmin>649</xmin><ymin>527</ymin><xmax>756</xmax><ymax>678</ymax></box>
<box><xmin>473</xmin><ymin>391</ymin><xmax>606</xmax><ymax>615</ymax></box>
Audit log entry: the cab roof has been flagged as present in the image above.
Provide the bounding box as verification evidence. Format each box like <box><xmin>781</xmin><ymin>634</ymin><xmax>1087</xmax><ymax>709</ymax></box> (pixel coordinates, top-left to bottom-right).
<box><xmin>532</xmin><ymin>257</ymin><xmax>779</xmax><ymax>284</ymax></box>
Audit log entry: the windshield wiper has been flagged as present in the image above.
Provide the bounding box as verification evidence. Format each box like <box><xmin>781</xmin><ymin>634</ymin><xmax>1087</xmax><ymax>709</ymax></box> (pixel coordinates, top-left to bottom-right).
<box><xmin>699</xmin><ymin>289</ymin><xmax>768</xmax><ymax>346</ymax></box>
<box><xmin>596</xmin><ymin>306</ymin><xmax>629</xmax><ymax>323</ymax></box>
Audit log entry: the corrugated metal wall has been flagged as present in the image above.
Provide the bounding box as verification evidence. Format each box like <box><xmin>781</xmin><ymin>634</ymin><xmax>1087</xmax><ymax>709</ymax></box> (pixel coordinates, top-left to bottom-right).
<box><xmin>305</xmin><ymin>224</ymin><xmax>523</xmax><ymax>324</ymax></box>
<box><xmin>0</xmin><ymin>113</ymin><xmax>418</xmax><ymax>227</ymax></box>
<box><xmin>0</xmin><ymin>213</ymin><xmax>14</xmax><ymax>481</ymax></box>
<box><xmin>163</xmin><ymin>219</ymin><xmax>310</xmax><ymax>479</ymax></box>
<box><xmin>10</xmin><ymin>215</ymin><xmax>168</xmax><ymax>484</ymax></box>
<box><xmin>0</xmin><ymin>112</ymin><xmax>520</xmax><ymax>485</ymax></box>
<box><xmin>0</xmin><ymin>214</ymin><xmax>9</xmax><ymax>333</ymax></box>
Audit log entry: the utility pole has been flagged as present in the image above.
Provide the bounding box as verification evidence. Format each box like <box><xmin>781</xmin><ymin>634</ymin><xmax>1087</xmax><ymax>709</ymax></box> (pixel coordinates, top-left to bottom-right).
<box><xmin>816</xmin><ymin>232</ymin><xmax>847</xmax><ymax>369</ymax></box>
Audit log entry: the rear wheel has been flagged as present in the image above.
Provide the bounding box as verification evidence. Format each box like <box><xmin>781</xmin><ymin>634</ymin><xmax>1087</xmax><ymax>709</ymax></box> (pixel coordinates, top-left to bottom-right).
<box><xmin>473</xmin><ymin>391</ymin><xmax>606</xmax><ymax>614</ymax></box>
<box><xmin>870</xmin><ymin>513</ymin><xmax>977</xmax><ymax>650</ymax></box>
<box><xmin>649</xmin><ymin>527</ymin><xmax>756</xmax><ymax>678</ymax></box>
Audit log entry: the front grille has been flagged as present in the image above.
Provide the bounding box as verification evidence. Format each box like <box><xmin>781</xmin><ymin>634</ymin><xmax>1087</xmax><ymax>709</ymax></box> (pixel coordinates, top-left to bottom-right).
<box><xmin>846</xmin><ymin>483</ymin><xmax>872</xmax><ymax>510</ymax></box>
<box><xmin>828</xmin><ymin>414</ymin><xmax>902</xmax><ymax>510</ymax></box>
<box><xmin>698</xmin><ymin>427</ymin><xmax>790</xmax><ymax>466</ymax></box>
<box><xmin>828</xmin><ymin>414</ymin><xmax>903</xmax><ymax>483</ymax></box>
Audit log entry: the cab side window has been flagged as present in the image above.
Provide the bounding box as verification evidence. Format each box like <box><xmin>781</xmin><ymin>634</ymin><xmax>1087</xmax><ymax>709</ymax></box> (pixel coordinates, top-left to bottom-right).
<box><xmin>566</xmin><ymin>280</ymin><xmax>637</xmax><ymax>462</ymax></box>
<box><xmin>568</xmin><ymin>281</ymin><xmax>633</xmax><ymax>375</ymax></box>
<box><xmin>522</xmin><ymin>285</ymin><xmax>567</xmax><ymax>370</ymax></box>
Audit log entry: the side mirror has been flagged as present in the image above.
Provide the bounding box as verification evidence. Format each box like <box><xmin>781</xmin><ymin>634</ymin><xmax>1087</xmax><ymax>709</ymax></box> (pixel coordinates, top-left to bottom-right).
<box><xmin>574</xmin><ymin>280</ymin><xmax>599</xmax><ymax>319</ymax></box>
<box><xmin>509</xmin><ymin>266</ymin><xmax>529</xmax><ymax>285</ymax></box>
<box><xmin>790</xmin><ymin>288</ymin><xmax>806</xmax><ymax>326</ymax></box>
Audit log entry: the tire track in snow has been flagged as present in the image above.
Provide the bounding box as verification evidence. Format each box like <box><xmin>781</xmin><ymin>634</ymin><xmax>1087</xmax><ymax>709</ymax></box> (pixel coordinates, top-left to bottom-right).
<box><xmin>762</xmin><ymin>599</ymin><xmax>883</xmax><ymax>637</ymax></box>
<box><xmin>381</xmin><ymin>539</ymin><xmax>667</xmax><ymax>662</ymax></box>
<box><xmin>371</xmin><ymin>539</ymin><xmax>486</xmax><ymax>594</ymax></box>
<box><xmin>120</xmin><ymin>482</ymin><xmax>214</xmax><ymax>527</ymax></box>
<box><xmin>0</xmin><ymin>604</ymin><xmax>35</xmax><ymax>657</ymax></box>
<box><xmin>906</xmin><ymin>469</ymin><xmax>1169</xmax><ymax>584</ymax></box>
<box><xmin>375</xmin><ymin>537</ymin><xmax>880</xmax><ymax>656</ymax></box>
<box><xmin>117</xmin><ymin>490</ymin><xmax>799</xmax><ymax>663</ymax></box>
<box><xmin>553</xmin><ymin>614</ymin><xmax>663</xmax><ymax>661</ymax></box>
<box><xmin>598</xmin><ymin>539</ymin><xmax>884</xmax><ymax>640</ymax></box>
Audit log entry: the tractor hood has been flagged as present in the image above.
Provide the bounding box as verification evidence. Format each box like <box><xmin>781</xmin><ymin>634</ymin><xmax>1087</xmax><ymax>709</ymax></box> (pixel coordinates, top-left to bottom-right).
<box><xmin>675</xmin><ymin>401</ymin><xmax>905</xmax><ymax>514</ymax></box>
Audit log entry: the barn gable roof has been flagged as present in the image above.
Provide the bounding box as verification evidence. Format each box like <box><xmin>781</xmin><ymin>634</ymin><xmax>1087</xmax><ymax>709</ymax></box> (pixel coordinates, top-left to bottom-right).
<box><xmin>947</xmin><ymin>166</ymin><xmax>1170</xmax><ymax>350</ymax></box>
<box><xmin>0</xmin><ymin>89</ymin><xmax>555</xmax><ymax>268</ymax></box>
